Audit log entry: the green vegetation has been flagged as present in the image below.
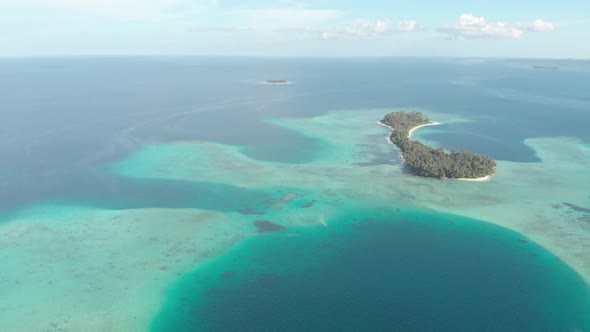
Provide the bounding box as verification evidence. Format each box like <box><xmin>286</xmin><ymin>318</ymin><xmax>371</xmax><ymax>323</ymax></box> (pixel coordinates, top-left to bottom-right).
<box><xmin>381</xmin><ymin>111</ymin><xmax>496</xmax><ymax>179</ymax></box>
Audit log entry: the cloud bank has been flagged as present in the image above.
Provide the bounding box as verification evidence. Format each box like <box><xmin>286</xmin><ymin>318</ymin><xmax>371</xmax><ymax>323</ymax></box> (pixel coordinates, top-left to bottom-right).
<box><xmin>313</xmin><ymin>19</ymin><xmax>422</xmax><ymax>40</ymax></box>
<box><xmin>438</xmin><ymin>14</ymin><xmax>555</xmax><ymax>39</ymax></box>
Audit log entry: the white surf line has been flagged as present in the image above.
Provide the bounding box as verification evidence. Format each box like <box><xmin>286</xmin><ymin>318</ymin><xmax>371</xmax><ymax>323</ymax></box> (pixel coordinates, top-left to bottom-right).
<box><xmin>376</xmin><ymin>121</ymin><xmax>394</xmax><ymax>145</ymax></box>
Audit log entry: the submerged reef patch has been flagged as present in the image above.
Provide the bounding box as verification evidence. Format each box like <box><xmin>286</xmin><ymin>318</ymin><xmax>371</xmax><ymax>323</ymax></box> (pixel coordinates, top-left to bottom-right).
<box><xmin>254</xmin><ymin>220</ymin><xmax>287</xmax><ymax>233</ymax></box>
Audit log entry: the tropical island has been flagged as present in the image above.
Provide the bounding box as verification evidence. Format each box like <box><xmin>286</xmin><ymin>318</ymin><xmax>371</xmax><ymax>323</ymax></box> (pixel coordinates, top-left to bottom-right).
<box><xmin>381</xmin><ymin>111</ymin><xmax>496</xmax><ymax>180</ymax></box>
<box><xmin>532</xmin><ymin>65</ymin><xmax>559</xmax><ymax>70</ymax></box>
<box><xmin>266</xmin><ymin>79</ymin><xmax>290</xmax><ymax>84</ymax></box>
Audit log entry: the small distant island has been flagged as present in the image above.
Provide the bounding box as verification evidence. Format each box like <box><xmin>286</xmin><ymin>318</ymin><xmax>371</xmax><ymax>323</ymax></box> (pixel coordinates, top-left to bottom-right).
<box><xmin>532</xmin><ymin>65</ymin><xmax>559</xmax><ymax>70</ymax></box>
<box><xmin>266</xmin><ymin>80</ymin><xmax>290</xmax><ymax>84</ymax></box>
<box><xmin>381</xmin><ymin>111</ymin><xmax>496</xmax><ymax>180</ymax></box>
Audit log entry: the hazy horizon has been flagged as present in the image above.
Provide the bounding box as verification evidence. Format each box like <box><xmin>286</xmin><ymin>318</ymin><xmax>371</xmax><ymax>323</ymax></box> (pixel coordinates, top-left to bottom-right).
<box><xmin>2</xmin><ymin>55</ymin><xmax>590</xmax><ymax>60</ymax></box>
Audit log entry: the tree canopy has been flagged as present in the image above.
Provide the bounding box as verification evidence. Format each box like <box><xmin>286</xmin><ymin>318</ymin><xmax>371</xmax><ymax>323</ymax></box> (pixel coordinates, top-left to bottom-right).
<box><xmin>381</xmin><ymin>111</ymin><xmax>496</xmax><ymax>179</ymax></box>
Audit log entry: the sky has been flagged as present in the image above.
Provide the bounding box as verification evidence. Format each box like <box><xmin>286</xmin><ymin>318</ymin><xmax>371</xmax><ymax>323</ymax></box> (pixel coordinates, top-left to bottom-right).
<box><xmin>1</xmin><ymin>0</ymin><xmax>589</xmax><ymax>58</ymax></box>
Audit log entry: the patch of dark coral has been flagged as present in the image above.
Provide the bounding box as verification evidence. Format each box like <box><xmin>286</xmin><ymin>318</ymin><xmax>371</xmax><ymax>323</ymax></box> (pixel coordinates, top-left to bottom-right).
<box><xmin>254</xmin><ymin>220</ymin><xmax>287</xmax><ymax>233</ymax></box>
<box><xmin>563</xmin><ymin>203</ymin><xmax>590</xmax><ymax>213</ymax></box>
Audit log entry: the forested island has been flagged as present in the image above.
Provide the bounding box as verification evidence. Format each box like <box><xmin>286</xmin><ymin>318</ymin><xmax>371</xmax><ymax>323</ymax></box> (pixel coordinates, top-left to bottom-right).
<box><xmin>532</xmin><ymin>66</ymin><xmax>559</xmax><ymax>70</ymax></box>
<box><xmin>266</xmin><ymin>80</ymin><xmax>289</xmax><ymax>84</ymax></box>
<box><xmin>381</xmin><ymin>111</ymin><xmax>496</xmax><ymax>179</ymax></box>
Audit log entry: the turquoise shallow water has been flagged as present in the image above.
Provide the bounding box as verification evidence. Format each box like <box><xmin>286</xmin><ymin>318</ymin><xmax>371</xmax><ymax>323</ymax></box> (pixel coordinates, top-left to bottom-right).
<box><xmin>239</xmin><ymin>127</ymin><xmax>328</xmax><ymax>164</ymax></box>
<box><xmin>151</xmin><ymin>207</ymin><xmax>590</xmax><ymax>331</ymax></box>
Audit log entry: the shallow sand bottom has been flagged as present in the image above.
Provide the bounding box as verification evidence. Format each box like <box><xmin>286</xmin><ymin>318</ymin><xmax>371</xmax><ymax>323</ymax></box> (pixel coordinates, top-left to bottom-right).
<box><xmin>0</xmin><ymin>207</ymin><xmax>248</xmax><ymax>331</ymax></box>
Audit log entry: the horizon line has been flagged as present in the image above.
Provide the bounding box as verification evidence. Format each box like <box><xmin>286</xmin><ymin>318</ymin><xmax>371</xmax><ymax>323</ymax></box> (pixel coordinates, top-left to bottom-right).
<box><xmin>0</xmin><ymin>54</ymin><xmax>589</xmax><ymax>61</ymax></box>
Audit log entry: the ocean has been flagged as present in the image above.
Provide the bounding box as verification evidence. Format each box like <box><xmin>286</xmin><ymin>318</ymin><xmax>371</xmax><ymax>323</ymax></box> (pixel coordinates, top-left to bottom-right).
<box><xmin>0</xmin><ymin>57</ymin><xmax>589</xmax><ymax>331</ymax></box>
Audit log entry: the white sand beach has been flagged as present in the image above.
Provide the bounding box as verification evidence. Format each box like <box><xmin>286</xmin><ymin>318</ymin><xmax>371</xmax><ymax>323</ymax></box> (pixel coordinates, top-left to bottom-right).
<box><xmin>456</xmin><ymin>175</ymin><xmax>493</xmax><ymax>182</ymax></box>
<box><xmin>408</xmin><ymin>122</ymin><xmax>441</xmax><ymax>138</ymax></box>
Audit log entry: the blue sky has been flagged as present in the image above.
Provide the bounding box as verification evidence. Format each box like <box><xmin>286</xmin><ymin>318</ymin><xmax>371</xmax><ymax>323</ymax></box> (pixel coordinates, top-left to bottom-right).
<box><xmin>1</xmin><ymin>0</ymin><xmax>589</xmax><ymax>57</ymax></box>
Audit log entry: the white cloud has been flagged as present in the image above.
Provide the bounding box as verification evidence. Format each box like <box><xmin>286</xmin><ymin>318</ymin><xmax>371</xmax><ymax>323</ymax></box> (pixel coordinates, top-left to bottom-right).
<box><xmin>314</xmin><ymin>19</ymin><xmax>422</xmax><ymax>40</ymax></box>
<box><xmin>524</xmin><ymin>19</ymin><xmax>556</xmax><ymax>32</ymax></box>
<box><xmin>439</xmin><ymin>14</ymin><xmax>555</xmax><ymax>40</ymax></box>
<box><xmin>439</xmin><ymin>14</ymin><xmax>523</xmax><ymax>39</ymax></box>
<box><xmin>396</xmin><ymin>20</ymin><xmax>419</xmax><ymax>32</ymax></box>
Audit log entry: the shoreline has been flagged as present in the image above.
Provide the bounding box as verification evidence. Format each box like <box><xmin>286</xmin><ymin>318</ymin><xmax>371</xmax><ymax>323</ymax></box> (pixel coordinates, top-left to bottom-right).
<box><xmin>408</xmin><ymin>121</ymin><xmax>441</xmax><ymax>138</ymax></box>
<box><xmin>376</xmin><ymin>121</ymin><xmax>394</xmax><ymax>144</ymax></box>
<box><xmin>264</xmin><ymin>81</ymin><xmax>292</xmax><ymax>85</ymax></box>
<box><xmin>378</xmin><ymin>120</ymin><xmax>494</xmax><ymax>181</ymax></box>
<box><xmin>455</xmin><ymin>175</ymin><xmax>493</xmax><ymax>182</ymax></box>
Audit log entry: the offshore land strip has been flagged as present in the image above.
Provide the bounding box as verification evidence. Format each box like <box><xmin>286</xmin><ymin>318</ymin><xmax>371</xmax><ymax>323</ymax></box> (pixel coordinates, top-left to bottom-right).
<box><xmin>379</xmin><ymin>111</ymin><xmax>496</xmax><ymax>181</ymax></box>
